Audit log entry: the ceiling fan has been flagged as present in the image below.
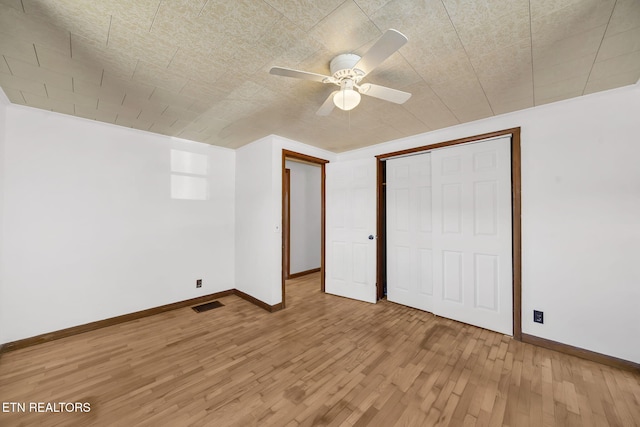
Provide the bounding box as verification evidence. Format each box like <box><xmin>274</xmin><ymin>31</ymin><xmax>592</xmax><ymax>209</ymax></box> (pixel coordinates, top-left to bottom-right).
<box><xmin>269</xmin><ymin>29</ymin><xmax>412</xmax><ymax>116</ymax></box>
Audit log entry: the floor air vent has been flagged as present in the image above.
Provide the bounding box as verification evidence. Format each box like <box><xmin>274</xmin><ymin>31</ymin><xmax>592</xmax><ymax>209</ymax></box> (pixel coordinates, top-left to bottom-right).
<box><xmin>192</xmin><ymin>301</ymin><xmax>224</xmax><ymax>313</ymax></box>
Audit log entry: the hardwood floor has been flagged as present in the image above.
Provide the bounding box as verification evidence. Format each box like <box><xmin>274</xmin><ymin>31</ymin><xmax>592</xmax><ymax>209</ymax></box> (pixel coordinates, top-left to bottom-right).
<box><xmin>1</xmin><ymin>272</ymin><xmax>639</xmax><ymax>426</ymax></box>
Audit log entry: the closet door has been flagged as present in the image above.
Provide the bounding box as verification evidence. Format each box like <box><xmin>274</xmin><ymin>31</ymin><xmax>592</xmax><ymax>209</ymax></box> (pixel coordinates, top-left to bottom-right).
<box><xmin>432</xmin><ymin>137</ymin><xmax>512</xmax><ymax>335</ymax></box>
<box><xmin>386</xmin><ymin>153</ymin><xmax>434</xmax><ymax>312</ymax></box>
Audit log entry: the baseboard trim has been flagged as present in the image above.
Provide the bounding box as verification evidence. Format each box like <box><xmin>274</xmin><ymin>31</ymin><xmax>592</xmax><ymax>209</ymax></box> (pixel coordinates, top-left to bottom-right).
<box><xmin>234</xmin><ymin>289</ymin><xmax>284</xmax><ymax>313</ymax></box>
<box><xmin>0</xmin><ymin>289</ymin><xmax>280</xmax><ymax>354</ymax></box>
<box><xmin>288</xmin><ymin>268</ymin><xmax>321</xmax><ymax>279</ymax></box>
<box><xmin>522</xmin><ymin>333</ymin><xmax>640</xmax><ymax>373</ymax></box>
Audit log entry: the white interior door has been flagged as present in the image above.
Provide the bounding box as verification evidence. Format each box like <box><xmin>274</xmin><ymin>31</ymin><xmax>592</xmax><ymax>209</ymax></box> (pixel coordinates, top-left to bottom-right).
<box><xmin>386</xmin><ymin>153</ymin><xmax>434</xmax><ymax>312</ymax></box>
<box><xmin>325</xmin><ymin>158</ymin><xmax>377</xmax><ymax>303</ymax></box>
<box><xmin>432</xmin><ymin>137</ymin><xmax>512</xmax><ymax>335</ymax></box>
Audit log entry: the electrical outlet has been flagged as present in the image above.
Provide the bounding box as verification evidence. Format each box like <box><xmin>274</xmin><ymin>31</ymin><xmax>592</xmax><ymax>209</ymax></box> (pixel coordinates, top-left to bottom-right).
<box><xmin>533</xmin><ymin>310</ymin><xmax>544</xmax><ymax>324</ymax></box>
<box><xmin>196</xmin><ymin>279</ymin><xmax>202</xmax><ymax>288</ymax></box>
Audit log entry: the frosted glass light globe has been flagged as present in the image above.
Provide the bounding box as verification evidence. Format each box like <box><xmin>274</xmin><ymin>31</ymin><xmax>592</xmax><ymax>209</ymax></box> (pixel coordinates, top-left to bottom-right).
<box><xmin>333</xmin><ymin>89</ymin><xmax>361</xmax><ymax>111</ymax></box>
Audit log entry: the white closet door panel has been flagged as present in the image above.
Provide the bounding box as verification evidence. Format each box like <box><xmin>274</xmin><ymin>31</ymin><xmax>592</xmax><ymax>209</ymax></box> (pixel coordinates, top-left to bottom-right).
<box><xmin>432</xmin><ymin>137</ymin><xmax>512</xmax><ymax>335</ymax></box>
<box><xmin>386</xmin><ymin>153</ymin><xmax>434</xmax><ymax>312</ymax></box>
<box><xmin>325</xmin><ymin>158</ymin><xmax>377</xmax><ymax>303</ymax></box>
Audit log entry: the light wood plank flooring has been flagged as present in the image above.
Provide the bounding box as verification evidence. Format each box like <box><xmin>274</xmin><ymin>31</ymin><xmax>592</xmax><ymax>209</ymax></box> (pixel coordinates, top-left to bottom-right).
<box><xmin>1</xmin><ymin>272</ymin><xmax>639</xmax><ymax>426</ymax></box>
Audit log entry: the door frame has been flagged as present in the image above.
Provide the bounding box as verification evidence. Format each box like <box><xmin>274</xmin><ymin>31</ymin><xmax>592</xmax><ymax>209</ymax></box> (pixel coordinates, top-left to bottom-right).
<box><xmin>284</xmin><ymin>168</ymin><xmax>291</xmax><ymax>280</ymax></box>
<box><xmin>281</xmin><ymin>150</ymin><xmax>330</xmax><ymax>309</ymax></box>
<box><xmin>375</xmin><ymin>127</ymin><xmax>522</xmax><ymax>340</ymax></box>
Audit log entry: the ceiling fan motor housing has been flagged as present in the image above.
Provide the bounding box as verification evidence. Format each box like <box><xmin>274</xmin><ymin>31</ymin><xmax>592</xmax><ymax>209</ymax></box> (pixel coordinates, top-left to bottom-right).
<box><xmin>330</xmin><ymin>54</ymin><xmax>364</xmax><ymax>81</ymax></box>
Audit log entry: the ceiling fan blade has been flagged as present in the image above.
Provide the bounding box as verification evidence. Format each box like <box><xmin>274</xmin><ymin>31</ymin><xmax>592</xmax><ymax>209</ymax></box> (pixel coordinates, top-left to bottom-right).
<box><xmin>316</xmin><ymin>91</ymin><xmax>338</xmax><ymax>116</ymax></box>
<box><xmin>269</xmin><ymin>66</ymin><xmax>330</xmax><ymax>83</ymax></box>
<box><xmin>353</xmin><ymin>29</ymin><xmax>408</xmax><ymax>77</ymax></box>
<box><xmin>359</xmin><ymin>83</ymin><xmax>411</xmax><ymax>104</ymax></box>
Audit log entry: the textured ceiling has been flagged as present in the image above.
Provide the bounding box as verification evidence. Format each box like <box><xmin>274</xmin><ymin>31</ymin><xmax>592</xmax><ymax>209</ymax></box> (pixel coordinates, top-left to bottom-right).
<box><xmin>0</xmin><ymin>0</ymin><xmax>639</xmax><ymax>152</ymax></box>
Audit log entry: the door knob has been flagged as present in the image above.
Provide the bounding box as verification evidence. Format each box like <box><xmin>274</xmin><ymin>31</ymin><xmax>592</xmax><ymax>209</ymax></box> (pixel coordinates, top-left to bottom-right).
<box><xmin>368</xmin><ymin>235</ymin><xmax>375</xmax><ymax>240</ymax></box>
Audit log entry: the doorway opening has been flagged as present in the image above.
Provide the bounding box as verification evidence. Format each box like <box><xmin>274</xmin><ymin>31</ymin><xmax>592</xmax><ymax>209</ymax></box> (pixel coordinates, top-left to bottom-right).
<box><xmin>375</xmin><ymin>128</ymin><xmax>522</xmax><ymax>340</ymax></box>
<box><xmin>281</xmin><ymin>150</ymin><xmax>329</xmax><ymax>309</ymax></box>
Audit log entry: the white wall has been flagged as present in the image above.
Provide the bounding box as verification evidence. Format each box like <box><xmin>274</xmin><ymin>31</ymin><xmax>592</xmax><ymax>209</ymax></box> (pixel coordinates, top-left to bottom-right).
<box><xmin>285</xmin><ymin>160</ymin><xmax>321</xmax><ymax>275</ymax></box>
<box><xmin>337</xmin><ymin>84</ymin><xmax>640</xmax><ymax>364</ymax></box>
<box><xmin>235</xmin><ymin>135</ymin><xmax>335</xmax><ymax>306</ymax></box>
<box><xmin>0</xmin><ymin>105</ymin><xmax>235</xmax><ymax>344</ymax></box>
<box><xmin>234</xmin><ymin>136</ymin><xmax>277</xmax><ymax>304</ymax></box>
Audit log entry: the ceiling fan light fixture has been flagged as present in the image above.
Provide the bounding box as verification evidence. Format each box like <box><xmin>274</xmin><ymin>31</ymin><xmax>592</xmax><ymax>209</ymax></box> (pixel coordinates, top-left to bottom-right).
<box><xmin>333</xmin><ymin>88</ymin><xmax>361</xmax><ymax>111</ymax></box>
<box><xmin>270</xmin><ymin>30</ymin><xmax>410</xmax><ymax>115</ymax></box>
